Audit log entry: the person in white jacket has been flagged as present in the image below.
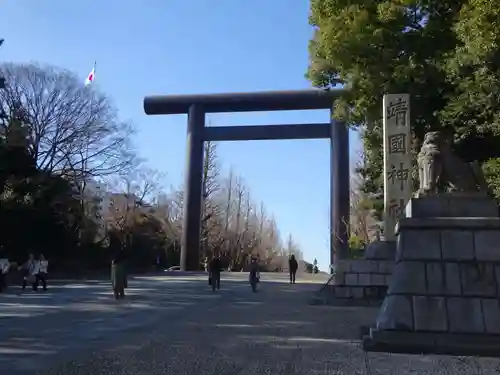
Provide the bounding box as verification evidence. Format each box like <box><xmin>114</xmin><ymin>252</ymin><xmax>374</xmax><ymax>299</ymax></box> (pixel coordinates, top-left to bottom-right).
<box><xmin>0</xmin><ymin>249</ymin><xmax>10</xmax><ymax>292</ymax></box>
<box><xmin>19</xmin><ymin>253</ymin><xmax>38</xmax><ymax>292</ymax></box>
<box><xmin>37</xmin><ymin>254</ymin><xmax>49</xmax><ymax>291</ymax></box>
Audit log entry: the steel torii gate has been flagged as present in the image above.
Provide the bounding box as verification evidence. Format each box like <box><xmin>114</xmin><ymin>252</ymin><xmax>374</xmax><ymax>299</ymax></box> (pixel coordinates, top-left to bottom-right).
<box><xmin>143</xmin><ymin>89</ymin><xmax>350</xmax><ymax>271</ymax></box>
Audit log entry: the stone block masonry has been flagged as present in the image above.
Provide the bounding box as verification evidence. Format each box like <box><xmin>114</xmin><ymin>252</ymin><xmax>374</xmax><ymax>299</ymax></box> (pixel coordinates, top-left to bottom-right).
<box><xmin>405</xmin><ymin>194</ymin><xmax>498</xmax><ymax>218</ymax></box>
<box><xmin>363</xmin><ymin>196</ymin><xmax>500</xmax><ymax>357</ymax></box>
<box><xmin>313</xmin><ymin>246</ymin><xmax>396</xmax><ymax>306</ymax></box>
<box><xmin>364</xmin><ymin>240</ymin><xmax>396</xmax><ymax>260</ymax></box>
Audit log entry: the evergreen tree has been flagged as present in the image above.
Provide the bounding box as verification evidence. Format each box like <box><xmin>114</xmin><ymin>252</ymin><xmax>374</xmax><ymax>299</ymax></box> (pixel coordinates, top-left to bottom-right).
<box><xmin>308</xmin><ymin>0</ymin><xmax>500</xmax><ymax>201</ymax></box>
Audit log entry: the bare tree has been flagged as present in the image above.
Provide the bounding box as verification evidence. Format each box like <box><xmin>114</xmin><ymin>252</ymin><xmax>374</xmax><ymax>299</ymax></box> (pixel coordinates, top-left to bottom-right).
<box><xmin>350</xmin><ymin>151</ymin><xmax>380</xmax><ymax>243</ymax></box>
<box><xmin>202</xmin><ymin>141</ymin><xmax>220</xmax><ymax>201</ymax></box>
<box><xmin>230</xmin><ymin>176</ymin><xmax>245</xmax><ymax>269</ymax></box>
<box><xmin>216</xmin><ymin>167</ymin><xmax>234</xmax><ymax>256</ymax></box>
<box><xmin>0</xmin><ymin>63</ymin><xmax>135</xmax><ymax>188</ymax></box>
<box><xmin>259</xmin><ymin>214</ymin><xmax>283</xmax><ymax>270</ymax></box>
<box><xmin>286</xmin><ymin>234</ymin><xmax>301</xmax><ymax>258</ymax></box>
<box><xmin>103</xmin><ymin>167</ymin><xmax>163</xmax><ymax>239</ymax></box>
<box><xmin>0</xmin><ymin>60</ymin><xmax>310</xmax><ymax>272</ymax></box>
<box><xmin>146</xmin><ymin>163</ymin><xmax>305</xmax><ymax>271</ymax></box>
<box><xmin>201</xmin><ymin>140</ymin><xmax>221</xmax><ymax>260</ymax></box>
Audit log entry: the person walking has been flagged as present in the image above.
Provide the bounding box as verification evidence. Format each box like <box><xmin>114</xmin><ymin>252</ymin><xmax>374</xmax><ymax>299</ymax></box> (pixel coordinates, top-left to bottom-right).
<box><xmin>111</xmin><ymin>249</ymin><xmax>127</xmax><ymax>300</ymax></box>
<box><xmin>109</xmin><ymin>232</ymin><xmax>127</xmax><ymax>300</ymax></box>
<box><xmin>249</xmin><ymin>256</ymin><xmax>260</xmax><ymax>292</ymax></box>
<box><xmin>288</xmin><ymin>254</ymin><xmax>298</xmax><ymax>284</ymax></box>
<box><xmin>208</xmin><ymin>255</ymin><xmax>221</xmax><ymax>291</ymax></box>
<box><xmin>36</xmin><ymin>254</ymin><xmax>49</xmax><ymax>291</ymax></box>
<box><xmin>19</xmin><ymin>253</ymin><xmax>38</xmax><ymax>292</ymax></box>
<box><xmin>0</xmin><ymin>249</ymin><xmax>10</xmax><ymax>292</ymax></box>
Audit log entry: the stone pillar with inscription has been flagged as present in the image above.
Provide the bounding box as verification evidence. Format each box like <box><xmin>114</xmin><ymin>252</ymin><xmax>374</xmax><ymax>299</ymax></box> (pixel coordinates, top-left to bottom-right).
<box><xmin>382</xmin><ymin>94</ymin><xmax>412</xmax><ymax>241</ymax></box>
<box><xmin>312</xmin><ymin>95</ymin><xmax>412</xmax><ymax>307</ymax></box>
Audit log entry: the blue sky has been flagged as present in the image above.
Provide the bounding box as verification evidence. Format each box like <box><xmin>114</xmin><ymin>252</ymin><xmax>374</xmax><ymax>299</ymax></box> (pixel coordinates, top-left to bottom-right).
<box><xmin>0</xmin><ymin>0</ymin><xmax>359</xmax><ymax>270</ymax></box>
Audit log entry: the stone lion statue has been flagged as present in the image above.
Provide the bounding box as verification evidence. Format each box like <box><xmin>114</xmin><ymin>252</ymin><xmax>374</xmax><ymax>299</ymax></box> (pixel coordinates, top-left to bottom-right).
<box><xmin>416</xmin><ymin>131</ymin><xmax>489</xmax><ymax>196</ymax></box>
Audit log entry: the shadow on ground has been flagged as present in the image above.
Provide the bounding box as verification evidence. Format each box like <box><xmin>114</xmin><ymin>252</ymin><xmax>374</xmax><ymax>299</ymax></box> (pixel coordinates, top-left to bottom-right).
<box><xmin>0</xmin><ymin>276</ymin><xmax>222</xmax><ymax>374</ymax></box>
<box><xmin>5</xmin><ymin>275</ymin><xmax>500</xmax><ymax>375</ymax></box>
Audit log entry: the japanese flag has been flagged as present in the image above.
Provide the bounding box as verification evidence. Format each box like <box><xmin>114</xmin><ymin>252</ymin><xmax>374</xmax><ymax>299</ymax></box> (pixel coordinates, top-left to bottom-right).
<box><xmin>85</xmin><ymin>62</ymin><xmax>96</xmax><ymax>86</ymax></box>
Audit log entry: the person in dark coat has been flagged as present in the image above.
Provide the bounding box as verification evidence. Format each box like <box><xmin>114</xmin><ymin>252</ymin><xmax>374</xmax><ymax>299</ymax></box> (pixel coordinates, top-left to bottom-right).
<box><xmin>208</xmin><ymin>255</ymin><xmax>221</xmax><ymax>291</ymax></box>
<box><xmin>288</xmin><ymin>255</ymin><xmax>298</xmax><ymax>284</ymax></box>
<box><xmin>111</xmin><ymin>250</ymin><xmax>127</xmax><ymax>299</ymax></box>
<box><xmin>109</xmin><ymin>233</ymin><xmax>127</xmax><ymax>300</ymax></box>
<box><xmin>249</xmin><ymin>256</ymin><xmax>260</xmax><ymax>283</ymax></box>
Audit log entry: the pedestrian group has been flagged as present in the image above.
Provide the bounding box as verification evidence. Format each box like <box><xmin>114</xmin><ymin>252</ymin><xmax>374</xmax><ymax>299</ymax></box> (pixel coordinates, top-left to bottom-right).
<box><xmin>206</xmin><ymin>254</ymin><xmax>299</xmax><ymax>292</ymax></box>
<box><xmin>0</xmin><ymin>243</ymin><xmax>300</xmax><ymax>298</ymax></box>
<box><xmin>0</xmin><ymin>251</ymin><xmax>49</xmax><ymax>293</ymax></box>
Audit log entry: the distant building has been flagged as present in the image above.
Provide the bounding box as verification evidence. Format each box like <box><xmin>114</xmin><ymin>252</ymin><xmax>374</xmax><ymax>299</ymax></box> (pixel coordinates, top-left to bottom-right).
<box><xmin>83</xmin><ymin>180</ymin><xmax>110</xmax><ymax>221</ymax></box>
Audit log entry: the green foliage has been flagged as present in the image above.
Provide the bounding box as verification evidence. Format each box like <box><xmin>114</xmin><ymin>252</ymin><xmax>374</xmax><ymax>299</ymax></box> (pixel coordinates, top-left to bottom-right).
<box><xmin>308</xmin><ymin>0</ymin><xmax>500</xmax><ymax>203</ymax></box>
<box><xmin>0</xmin><ymin>103</ymin><xmax>91</xmax><ymax>267</ymax></box>
<box><xmin>348</xmin><ymin>234</ymin><xmax>366</xmax><ymax>259</ymax></box>
<box><xmin>348</xmin><ymin>235</ymin><xmax>365</xmax><ymax>250</ymax></box>
<box><xmin>483</xmin><ymin>158</ymin><xmax>500</xmax><ymax>199</ymax></box>
<box><xmin>126</xmin><ymin>214</ymin><xmax>171</xmax><ymax>270</ymax></box>
<box><xmin>0</xmin><ymin>124</ymin><xmax>81</xmax><ymax>263</ymax></box>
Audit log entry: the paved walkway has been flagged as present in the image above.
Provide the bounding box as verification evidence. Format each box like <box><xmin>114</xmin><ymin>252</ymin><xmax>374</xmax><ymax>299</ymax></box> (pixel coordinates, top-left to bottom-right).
<box><xmin>2</xmin><ymin>273</ymin><xmax>500</xmax><ymax>374</ymax></box>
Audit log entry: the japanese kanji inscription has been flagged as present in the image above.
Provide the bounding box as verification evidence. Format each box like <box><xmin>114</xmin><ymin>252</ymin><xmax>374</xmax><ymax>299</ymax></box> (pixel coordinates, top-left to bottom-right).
<box><xmin>383</xmin><ymin>94</ymin><xmax>412</xmax><ymax>241</ymax></box>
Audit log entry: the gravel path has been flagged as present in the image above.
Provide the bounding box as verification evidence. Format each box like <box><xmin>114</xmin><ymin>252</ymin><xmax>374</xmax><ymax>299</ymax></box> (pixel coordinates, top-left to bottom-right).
<box><xmin>2</xmin><ymin>273</ymin><xmax>500</xmax><ymax>374</ymax></box>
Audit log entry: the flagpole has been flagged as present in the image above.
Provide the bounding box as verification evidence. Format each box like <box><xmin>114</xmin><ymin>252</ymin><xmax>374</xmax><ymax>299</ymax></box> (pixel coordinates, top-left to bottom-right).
<box><xmin>85</xmin><ymin>60</ymin><xmax>96</xmax><ymax>181</ymax></box>
<box><xmin>81</xmin><ymin>61</ymin><xmax>96</xmax><ymax>230</ymax></box>
<box><xmin>84</xmin><ymin>60</ymin><xmax>95</xmax><ymax>185</ymax></box>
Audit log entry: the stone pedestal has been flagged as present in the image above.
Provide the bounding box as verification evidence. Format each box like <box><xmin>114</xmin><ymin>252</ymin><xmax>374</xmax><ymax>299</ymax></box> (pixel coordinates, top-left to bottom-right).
<box><xmin>363</xmin><ymin>195</ymin><xmax>500</xmax><ymax>357</ymax></box>
<box><xmin>312</xmin><ymin>241</ymin><xmax>396</xmax><ymax>306</ymax></box>
<box><xmin>364</xmin><ymin>240</ymin><xmax>396</xmax><ymax>260</ymax></box>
